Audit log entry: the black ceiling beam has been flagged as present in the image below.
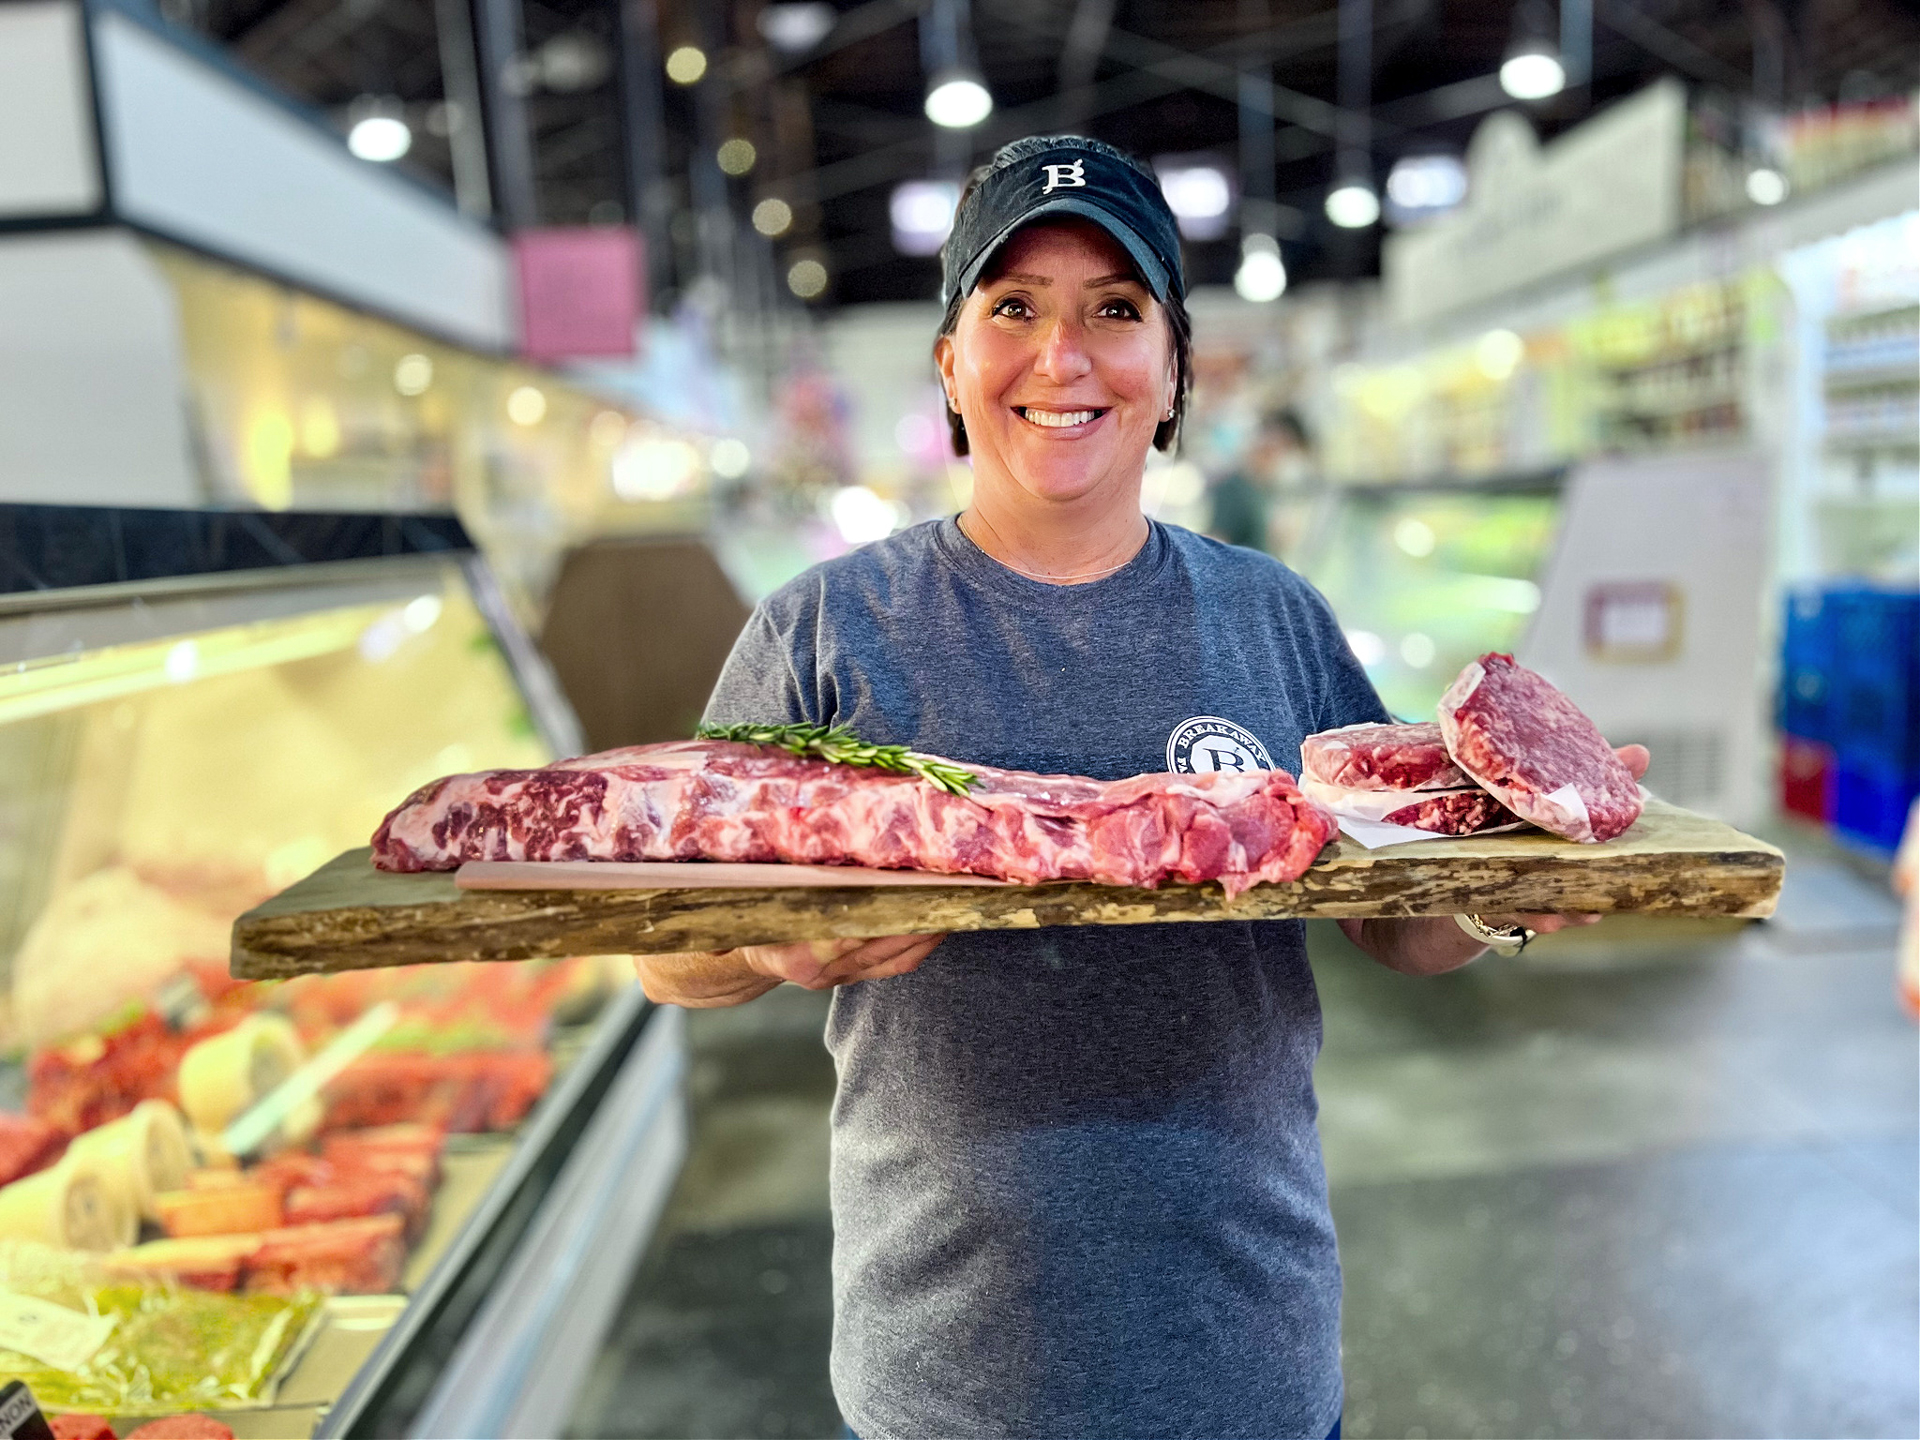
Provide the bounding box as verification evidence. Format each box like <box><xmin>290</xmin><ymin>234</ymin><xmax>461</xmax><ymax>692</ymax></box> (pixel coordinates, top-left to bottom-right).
<box><xmin>1595</xmin><ymin>0</ymin><xmax>1752</xmax><ymax>89</ymax></box>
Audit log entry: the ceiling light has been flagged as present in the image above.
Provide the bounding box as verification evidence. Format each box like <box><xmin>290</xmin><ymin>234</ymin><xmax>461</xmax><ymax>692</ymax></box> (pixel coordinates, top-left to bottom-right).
<box><xmin>717</xmin><ymin>138</ymin><xmax>757</xmax><ymax>176</ymax></box>
<box><xmin>347</xmin><ymin>107</ymin><xmax>411</xmax><ymax>163</ymax></box>
<box><xmin>1384</xmin><ymin>154</ymin><xmax>1468</xmax><ymax>225</ymax></box>
<box><xmin>758</xmin><ymin>2</ymin><xmax>835</xmax><ymax>52</ymax></box>
<box><xmin>925</xmin><ymin>69</ymin><xmax>993</xmax><ymax>128</ymax></box>
<box><xmin>506</xmin><ymin>385</ymin><xmax>547</xmax><ymax>425</ymax></box>
<box><xmin>1500</xmin><ymin>42</ymin><xmax>1565</xmax><ymax>100</ymax></box>
<box><xmin>890</xmin><ymin>180</ymin><xmax>960</xmax><ymax>256</ymax></box>
<box><xmin>1154</xmin><ymin>161</ymin><xmax>1233</xmax><ymax>241</ymax></box>
<box><xmin>393</xmin><ymin>353</ymin><xmax>433</xmax><ymax>396</ymax></box>
<box><xmin>664</xmin><ymin>45</ymin><xmax>707</xmax><ymax>84</ymax></box>
<box><xmin>1746</xmin><ymin>167</ymin><xmax>1788</xmax><ymax>205</ymax></box>
<box><xmin>752</xmin><ymin>198</ymin><xmax>794</xmax><ymax>236</ymax></box>
<box><xmin>536</xmin><ymin>32</ymin><xmax>611</xmax><ymax>93</ymax></box>
<box><xmin>710</xmin><ymin>438</ymin><xmax>752</xmax><ymax>478</ymax></box>
<box><xmin>1325</xmin><ymin>181</ymin><xmax>1380</xmax><ymax>229</ymax></box>
<box><xmin>1233</xmin><ymin>234</ymin><xmax>1287</xmax><ymax>303</ymax></box>
<box><xmin>787</xmin><ymin>258</ymin><xmax>829</xmax><ymax>299</ymax></box>
<box><xmin>1475</xmin><ymin>329</ymin><xmax>1525</xmax><ymax>380</ymax></box>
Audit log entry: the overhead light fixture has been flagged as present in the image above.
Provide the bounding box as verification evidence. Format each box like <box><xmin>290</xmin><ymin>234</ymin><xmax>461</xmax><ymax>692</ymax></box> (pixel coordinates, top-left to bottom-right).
<box><xmin>1234</xmin><ymin>233</ymin><xmax>1287</xmax><ymax>303</ymax></box>
<box><xmin>346</xmin><ymin>96</ymin><xmax>411</xmax><ymax>162</ymax></box>
<box><xmin>925</xmin><ymin>68</ymin><xmax>993</xmax><ymax>128</ymax></box>
<box><xmin>891</xmin><ymin>180</ymin><xmax>960</xmax><ymax>255</ymax></box>
<box><xmin>664</xmin><ymin>45</ymin><xmax>707</xmax><ymax>85</ymax></box>
<box><xmin>506</xmin><ymin>385</ymin><xmax>548</xmax><ymax>425</ymax></box>
<box><xmin>1384</xmin><ymin>153</ymin><xmax>1468</xmax><ymax>225</ymax></box>
<box><xmin>1154</xmin><ymin>159</ymin><xmax>1234</xmax><ymax>241</ymax></box>
<box><xmin>1325</xmin><ymin>179</ymin><xmax>1380</xmax><ymax>229</ymax></box>
<box><xmin>709</xmin><ymin>438</ymin><xmax>752</xmax><ymax>478</ymax></box>
<box><xmin>752</xmin><ymin>197</ymin><xmax>794</xmax><ymax>236</ymax></box>
<box><xmin>787</xmin><ymin>257</ymin><xmax>829</xmax><ymax>299</ymax></box>
<box><xmin>1475</xmin><ymin>328</ymin><xmax>1525</xmax><ymax>380</ymax></box>
<box><xmin>1500</xmin><ymin>40</ymin><xmax>1566</xmax><ymax>100</ymax></box>
<box><xmin>758</xmin><ymin>2</ymin><xmax>835</xmax><ymax>53</ymax></box>
<box><xmin>1746</xmin><ymin>167</ymin><xmax>1788</xmax><ymax>205</ymax></box>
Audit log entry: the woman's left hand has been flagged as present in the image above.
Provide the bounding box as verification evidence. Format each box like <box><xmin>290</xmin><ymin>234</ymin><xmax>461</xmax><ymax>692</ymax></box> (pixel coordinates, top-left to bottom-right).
<box><xmin>1340</xmin><ymin>744</ymin><xmax>1651</xmax><ymax>974</ymax></box>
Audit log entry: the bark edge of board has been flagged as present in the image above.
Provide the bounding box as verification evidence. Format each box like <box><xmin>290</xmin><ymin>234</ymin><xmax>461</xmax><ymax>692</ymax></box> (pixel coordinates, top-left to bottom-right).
<box><xmin>230</xmin><ymin>800</ymin><xmax>1784</xmax><ymax>979</ymax></box>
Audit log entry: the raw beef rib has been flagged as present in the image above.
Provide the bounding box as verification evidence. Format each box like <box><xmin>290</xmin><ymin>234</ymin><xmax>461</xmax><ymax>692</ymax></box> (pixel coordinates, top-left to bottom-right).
<box><xmin>1301</xmin><ymin>721</ymin><xmax>1471</xmax><ymax>791</ymax></box>
<box><xmin>371</xmin><ymin>741</ymin><xmax>1337</xmax><ymax>896</ymax></box>
<box><xmin>1437</xmin><ymin>654</ymin><xmax>1643</xmax><ymax>844</ymax></box>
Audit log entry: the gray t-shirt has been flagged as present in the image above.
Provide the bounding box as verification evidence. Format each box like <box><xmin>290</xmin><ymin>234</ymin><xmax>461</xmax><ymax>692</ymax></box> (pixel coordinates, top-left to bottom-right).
<box><xmin>705</xmin><ymin>517</ymin><xmax>1387</xmax><ymax>1440</ymax></box>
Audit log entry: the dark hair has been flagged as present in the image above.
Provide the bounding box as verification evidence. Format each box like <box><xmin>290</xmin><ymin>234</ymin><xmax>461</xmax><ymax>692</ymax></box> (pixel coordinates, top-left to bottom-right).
<box><xmin>934</xmin><ymin>140</ymin><xmax>1192</xmax><ymax>458</ymax></box>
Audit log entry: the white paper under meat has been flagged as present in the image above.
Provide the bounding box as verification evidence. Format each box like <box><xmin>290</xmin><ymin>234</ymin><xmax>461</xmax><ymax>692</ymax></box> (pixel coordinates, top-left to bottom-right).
<box><xmin>1299</xmin><ymin>776</ymin><xmax>1528</xmax><ymax>847</ymax></box>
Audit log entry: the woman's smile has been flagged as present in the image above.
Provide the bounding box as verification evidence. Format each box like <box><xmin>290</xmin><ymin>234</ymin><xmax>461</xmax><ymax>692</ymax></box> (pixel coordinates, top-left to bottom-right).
<box><xmin>1014</xmin><ymin>405</ymin><xmax>1109</xmax><ymax>431</ymax></box>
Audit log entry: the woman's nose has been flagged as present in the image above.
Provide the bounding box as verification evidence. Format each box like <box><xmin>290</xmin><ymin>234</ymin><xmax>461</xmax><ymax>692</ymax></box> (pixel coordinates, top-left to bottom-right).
<box><xmin>1031</xmin><ymin>316</ymin><xmax>1093</xmax><ymax>381</ymax></box>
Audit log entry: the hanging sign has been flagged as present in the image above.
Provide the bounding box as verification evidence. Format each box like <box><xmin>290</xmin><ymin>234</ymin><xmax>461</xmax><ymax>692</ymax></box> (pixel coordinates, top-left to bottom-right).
<box><xmin>514</xmin><ymin>225</ymin><xmax>644</xmax><ymax>362</ymax></box>
<box><xmin>1384</xmin><ymin>79</ymin><xmax>1687</xmax><ymax>327</ymax></box>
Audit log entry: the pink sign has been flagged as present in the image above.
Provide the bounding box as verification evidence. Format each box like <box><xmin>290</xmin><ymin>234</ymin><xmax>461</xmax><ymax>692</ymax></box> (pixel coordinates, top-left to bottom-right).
<box><xmin>513</xmin><ymin>226</ymin><xmax>643</xmax><ymax>362</ymax></box>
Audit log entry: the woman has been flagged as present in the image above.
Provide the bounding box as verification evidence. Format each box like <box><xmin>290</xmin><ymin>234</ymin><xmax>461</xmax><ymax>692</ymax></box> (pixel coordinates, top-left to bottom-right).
<box><xmin>639</xmin><ymin>135</ymin><xmax>1648</xmax><ymax>1440</ymax></box>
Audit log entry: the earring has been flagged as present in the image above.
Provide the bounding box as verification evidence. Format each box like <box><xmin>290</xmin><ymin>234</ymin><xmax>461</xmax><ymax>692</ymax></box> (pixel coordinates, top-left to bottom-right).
<box><xmin>1163</xmin><ymin>407</ymin><xmax>1174</xmax><ymax>421</ymax></box>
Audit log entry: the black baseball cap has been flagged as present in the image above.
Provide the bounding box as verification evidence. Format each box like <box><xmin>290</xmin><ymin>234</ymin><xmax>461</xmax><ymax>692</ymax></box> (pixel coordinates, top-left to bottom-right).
<box><xmin>941</xmin><ymin>136</ymin><xmax>1186</xmax><ymax>307</ymax></box>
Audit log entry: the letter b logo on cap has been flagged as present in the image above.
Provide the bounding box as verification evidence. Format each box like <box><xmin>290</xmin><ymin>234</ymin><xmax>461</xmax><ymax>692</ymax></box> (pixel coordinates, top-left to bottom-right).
<box><xmin>1040</xmin><ymin>160</ymin><xmax>1086</xmax><ymax>194</ymax></box>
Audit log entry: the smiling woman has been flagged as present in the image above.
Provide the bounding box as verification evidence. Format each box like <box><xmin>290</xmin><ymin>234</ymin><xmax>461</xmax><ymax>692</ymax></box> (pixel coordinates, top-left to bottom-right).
<box><xmin>634</xmin><ymin>132</ymin><xmax>1612</xmax><ymax>1440</ymax></box>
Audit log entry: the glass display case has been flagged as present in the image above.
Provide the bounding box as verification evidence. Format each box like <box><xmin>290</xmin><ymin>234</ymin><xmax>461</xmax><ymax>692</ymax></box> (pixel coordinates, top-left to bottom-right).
<box><xmin>1293</xmin><ymin>486</ymin><xmax>1563</xmax><ymax>721</ymax></box>
<box><xmin>0</xmin><ymin>504</ymin><xmax>685</xmax><ymax>1438</ymax></box>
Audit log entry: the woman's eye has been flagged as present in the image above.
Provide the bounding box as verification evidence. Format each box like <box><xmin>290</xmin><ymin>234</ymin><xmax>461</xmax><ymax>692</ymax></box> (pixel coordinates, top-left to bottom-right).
<box><xmin>992</xmin><ymin>297</ymin><xmax>1033</xmax><ymax>319</ymax></box>
<box><xmin>1098</xmin><ymin>299</ymin><xmax>1142</xmax><ymax>320</ymax></box>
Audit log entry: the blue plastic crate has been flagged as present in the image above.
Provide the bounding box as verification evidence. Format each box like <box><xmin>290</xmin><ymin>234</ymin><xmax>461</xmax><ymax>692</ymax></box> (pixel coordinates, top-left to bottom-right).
<box><xmin>1831</xmin><ymin>589</ymin><xmax>1919</xmax><ymax>693</ymax></box>
<box><xmin>1778</xmin><ymin>586</ymin><xmax>1838</xmax><ymax>741</ymax></box>
<box><xmin>1833</xmin><ymin>675</ymin><xmax>1920</xmax><ymax>771</ymax></box>
<box><xmin>1781</xmin><ymin>585</ymin><xmax>1836</xmax><ymax>669</ymax></box>
<box><xmin>1778</xmin><ymin>664</ymin><xmax>1833</xmax><ymax>741</ymax></box>
<box><xmin>1832</xmin><ymin>755</ymin><xmax>1920</xmax><ymax>854</ymax></box>
<box><xmin>1830</xmin><ymin>589</ymin><xmax>1920</xmax><ymax>771</ymax></box>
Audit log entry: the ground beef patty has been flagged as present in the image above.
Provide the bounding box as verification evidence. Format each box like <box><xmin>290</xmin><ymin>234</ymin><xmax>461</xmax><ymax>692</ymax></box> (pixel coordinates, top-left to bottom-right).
<box><xmin>1437</xmin><ymin>653</ymin><xmax>1643</xmax><ymax>844</ymax></box>
<box><xmin>1300</xmin><ymin>720</ymin><xmax>1471</xmax><ymax>791</ymax></box>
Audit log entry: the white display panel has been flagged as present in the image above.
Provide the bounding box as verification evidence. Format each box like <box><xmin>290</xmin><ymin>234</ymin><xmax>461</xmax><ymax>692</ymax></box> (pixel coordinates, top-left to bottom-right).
<box><xmin>0</xmin><ymin>230</ymin><xmax>200</xmax><ymax>505</ymax></box>
<box><xmin>1520</xmin><ymin>451</ymin><xmax>1771</xmax><ymax>824</ymax></box>
<box><xmin>0</xmin><ymin>0</ymin><xmax>101</xmax><ymax>217</ymax></box>
<box><xmin>92</xmin><ymin>10</ymin><xmax>514</xmax><ymax>351</ymax></box>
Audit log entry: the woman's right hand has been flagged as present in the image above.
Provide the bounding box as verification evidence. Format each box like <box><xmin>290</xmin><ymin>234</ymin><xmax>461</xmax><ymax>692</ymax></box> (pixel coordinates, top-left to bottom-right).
<box><xmin>633</xmin><ymin>933</ymin><xmax>946</xmax><ymax>1009</ymax></box>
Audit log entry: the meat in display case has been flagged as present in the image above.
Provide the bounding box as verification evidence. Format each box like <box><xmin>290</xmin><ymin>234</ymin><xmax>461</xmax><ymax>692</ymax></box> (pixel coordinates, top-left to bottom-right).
<box><xmin>0</xmin><ymin>505</ymin><xmax>687</xmax><ymax>1439</ymax></box>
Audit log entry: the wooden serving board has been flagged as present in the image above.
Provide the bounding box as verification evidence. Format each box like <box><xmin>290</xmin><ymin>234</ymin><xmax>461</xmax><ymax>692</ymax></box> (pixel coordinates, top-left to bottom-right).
<box><xmin>455</xmin><ymin>860</ymin><xmax>1017</xmax><ymax>890</ymax></box>
<box><xmin>229</xmin><ymin>799</ymin><xmax>1783</xmax><ymax>979</ymax></box>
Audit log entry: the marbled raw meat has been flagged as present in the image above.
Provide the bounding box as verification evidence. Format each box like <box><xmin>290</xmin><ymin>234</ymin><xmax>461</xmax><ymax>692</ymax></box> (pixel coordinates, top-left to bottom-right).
<box><xmin>1301</xmin><ymin>721</ymin><xmax>1471</xmax><ymax>791</ymax></box>
<box><xmin>371</xmin><ymin>741</ymin><xmax>1337</xmax><ymax>898</ymax></box>
<box><xmin>1376</xmin><ymin>789</ymin><xmax>1515</xmax><ymax>836</ymax></box>
<box><xmin>1438</xmin><ymin>653</ymin><xmax>1643</xmax><ymax>844</ymax></box>
<box><xmin>1300</xmin><ymin>776</ymin><xmax>1516</xmax><ymax>836</ymax></box>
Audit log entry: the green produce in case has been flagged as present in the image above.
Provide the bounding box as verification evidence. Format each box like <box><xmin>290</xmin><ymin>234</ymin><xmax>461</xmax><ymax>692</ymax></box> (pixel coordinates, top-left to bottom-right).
<box><xmin>0</xmin><ymin>1244</ymin><xmax>320</xmax><ymax>1415</ymax></box>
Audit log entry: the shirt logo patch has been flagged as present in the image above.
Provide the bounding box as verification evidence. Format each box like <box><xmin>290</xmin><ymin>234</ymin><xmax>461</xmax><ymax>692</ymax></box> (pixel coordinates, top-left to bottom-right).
<box><xmin>1039</xmin><ymin>160</ymin><xmax>1086</xmax><ymax>194</ymax></box>
<box><xmin>1166</xmin><ymin>716</ymin><xmax>1274</xmax><ymax>774</ymax></box>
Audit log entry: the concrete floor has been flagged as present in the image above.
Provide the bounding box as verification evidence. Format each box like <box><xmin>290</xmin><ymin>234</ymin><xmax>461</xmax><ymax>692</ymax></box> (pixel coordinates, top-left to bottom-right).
<box><xmin>568</xmin><ymin>847</ymin><xmax>1918</xmax><ymax>1440</ymax></box>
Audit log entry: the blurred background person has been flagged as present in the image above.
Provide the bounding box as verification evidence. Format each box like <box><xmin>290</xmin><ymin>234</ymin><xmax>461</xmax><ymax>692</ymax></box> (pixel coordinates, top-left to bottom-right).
<box><xmin>1207</xmin><ymin>404</ymin><xmax>1319</xmax><ymax>553</ymax></box>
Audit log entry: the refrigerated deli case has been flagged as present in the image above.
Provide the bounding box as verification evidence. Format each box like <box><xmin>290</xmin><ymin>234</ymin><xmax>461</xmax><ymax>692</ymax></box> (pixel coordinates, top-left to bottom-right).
<box><xmin>0</xmin><ymin>504</ymin><xmax>686</xmax><ymax>1438</ymax></box>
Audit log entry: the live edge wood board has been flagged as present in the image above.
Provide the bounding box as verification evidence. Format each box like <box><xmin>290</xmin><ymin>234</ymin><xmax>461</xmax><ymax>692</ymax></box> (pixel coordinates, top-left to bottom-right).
<box><xmin>229</xmin><ymin>800</ymin><xmax>1783</xmax><ymax>980</ymax></box>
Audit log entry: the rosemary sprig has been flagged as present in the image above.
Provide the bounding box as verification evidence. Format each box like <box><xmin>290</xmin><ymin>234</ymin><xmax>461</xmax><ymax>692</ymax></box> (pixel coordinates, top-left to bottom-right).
<box><xmin>697</xmin><ymin>721</ymin><xmax>978</xmax><ymax>796</ymax></box>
